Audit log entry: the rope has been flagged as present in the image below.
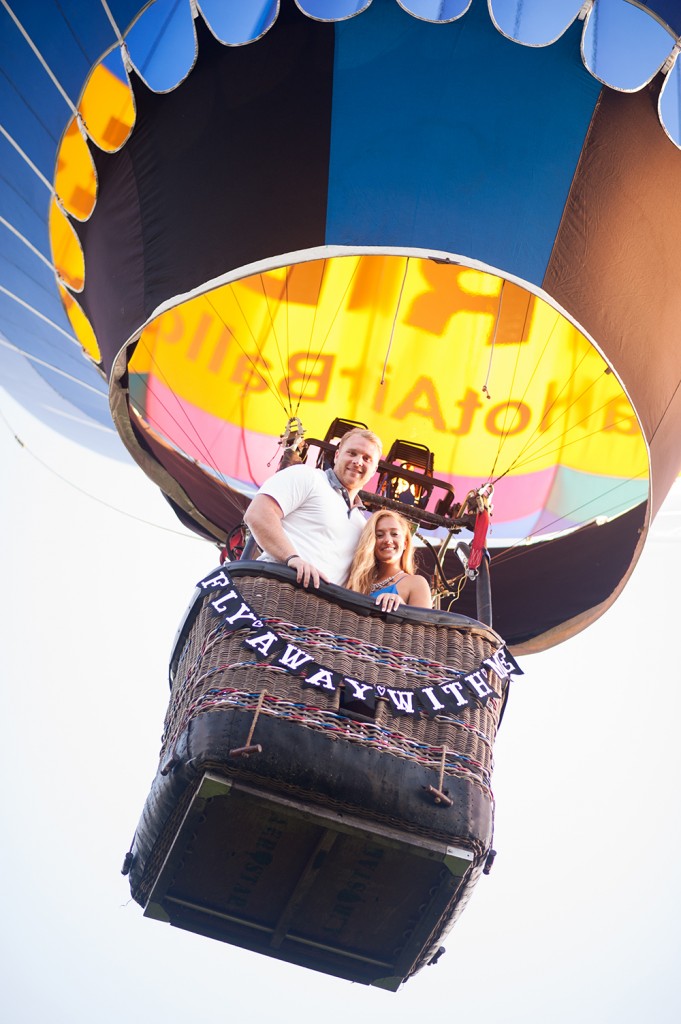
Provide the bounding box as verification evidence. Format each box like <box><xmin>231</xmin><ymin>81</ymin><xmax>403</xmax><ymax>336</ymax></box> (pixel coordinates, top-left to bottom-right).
<box><xmin>0</xmin><ymin>290</ymin><xmax>80</xmax><ymax>350</ymax></box>
<box><xmin>438</xmin><ymin>746</ymin><xmax>447</xmax><ymax>792</ymax></box>
<box><xmin>99</xmin><ymin>0</ymin><xmax>125</xmax><ymax>45</ymax></box>
<box><xmin>487</xmin><ymin>287</ymin><xmax>534</xmax><ymax>481</ymax></box>
<box><xmin>130</xmin><ymin>313</ymin><xmax>252</xmax><ymax>519</ymax></box>
<box><xmin>244</xmin><ymin>687</ymin><xmax>267</xmax><ymax>747</ymax></box>
<box><xmin>98</xmin><ymin>0</ymin><xmax>132</xmax><ymax>71</ymax></box>
<box><xmin>175</xmin><ymin>687</ymin><xmax>494</xmax><ymax>792</ymax></box>
<box><xmin>481</xmin><ymin>278</ymin><xmax>504</xmax><ymax>400</ymax></box>
<box><xmin>0</xmin><ymin>398</ymin><xmax>202</xmax><ymax>538</ymax></box>
<box><xmin>295</xmin><ymin>256</ymin><xmax>362</xmax><ymax>415</ymax></box>
<box><xmin>0</xmin><ymin>216</ymin><xmax>56</xmax><ymax>272</ymax></box>
<box><xmin>381</xmin><ymin>256</ymin><xmax>409</xmax><ymax>385</ymax></box>
<box><xmin>1</xmin><ymin>0</ymin><xmax>81</xmax><ymax>119</ymax></box>
<box><xmin>252</xmin><ymin>616</ymin><xmax>481</xmax><ymax>687</ymax></box>
<box><xmin>213</xmin><ymin>286</ymin><xmax>289</xmax><ymax>413</ymax></box>
<box><xmin>0</xmin><ymin>125</ymin><xmax>55</xmax><ymax>194</ymax></box>
<box><xmin>256</xmin><ymin>272</ymin><xmax>291</xmax><ymax>411</ymax></box>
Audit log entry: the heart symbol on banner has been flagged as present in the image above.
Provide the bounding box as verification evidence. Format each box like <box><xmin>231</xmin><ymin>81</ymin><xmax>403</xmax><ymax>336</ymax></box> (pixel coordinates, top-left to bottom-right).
<box><xmin>375</xmin><ymin>686</ymin><xmax>387</xmax><ymax>697</ymax></box>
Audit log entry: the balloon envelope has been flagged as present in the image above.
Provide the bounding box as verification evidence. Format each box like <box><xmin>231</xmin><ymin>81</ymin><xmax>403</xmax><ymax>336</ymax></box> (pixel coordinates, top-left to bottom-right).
<box><xmin>2</xmin><ymin>0</ymin><xmax>681</xmax><ymax>650</ymax></box>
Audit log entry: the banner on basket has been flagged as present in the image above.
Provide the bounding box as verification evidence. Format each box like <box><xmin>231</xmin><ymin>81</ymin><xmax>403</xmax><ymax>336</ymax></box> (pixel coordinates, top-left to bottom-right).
<box><xmin>196</xmin><ymin>567</ymin><xmax>523</xmax><ymax>719</ymax></box>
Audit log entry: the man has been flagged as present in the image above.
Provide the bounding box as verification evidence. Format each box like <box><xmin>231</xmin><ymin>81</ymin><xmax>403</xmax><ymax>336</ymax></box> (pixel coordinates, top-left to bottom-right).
<box><xmin>243</xmin><ymin>428</ymin><xmax>382</xmax><ymax>588</ymax></box>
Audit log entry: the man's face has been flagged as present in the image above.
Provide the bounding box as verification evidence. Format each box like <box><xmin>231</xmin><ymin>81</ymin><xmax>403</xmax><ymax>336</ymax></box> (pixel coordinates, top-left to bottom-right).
<box><xmin>334</xmin><ymin>435</ymin><xmax>380</xmax><ymax>493</ymax></box>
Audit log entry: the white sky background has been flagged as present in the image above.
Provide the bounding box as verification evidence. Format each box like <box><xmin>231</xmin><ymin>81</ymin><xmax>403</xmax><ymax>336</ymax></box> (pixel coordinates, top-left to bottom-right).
<box><xmin>1</xmin><ymin>391</ymin><xmax>680</xmax><ymax>1024</ymax></box>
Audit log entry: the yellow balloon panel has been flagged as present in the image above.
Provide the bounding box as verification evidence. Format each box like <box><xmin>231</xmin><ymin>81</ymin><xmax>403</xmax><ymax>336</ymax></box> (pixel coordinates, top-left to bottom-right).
<box><xmin>54</xmin><ymin>118</ymin><xmax>96</xmax><ymax>220</ymax></box>
<box><xmin>49</xmin><ymin>198</ymin><xmax>84</xmax><ymax>291</ymax></box>
<box><xmin>58</xmin><ymin>285</ymin><xmax>101</xmax><ymax>363</ymax></box>
<box><xmin>129</xmin><ymin>255</ymin><xmax>648</xmax><ymax>489</ymax></box>
<box><xmin>79</xmin><ymin>62</ymin><xmax>135</xmax><ymax>152</ymax></box>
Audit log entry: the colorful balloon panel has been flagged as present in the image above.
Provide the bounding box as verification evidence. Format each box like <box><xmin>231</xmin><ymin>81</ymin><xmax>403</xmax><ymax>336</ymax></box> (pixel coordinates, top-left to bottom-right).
<box><xmin>126</xmin><ymin>255</ymin><xmax>648</xmax><ymax>542</ymax></box>
<box><xmin>3</xmin><ymin>0</ymin><xmax>681</xmax><ymax>649</ymax></box>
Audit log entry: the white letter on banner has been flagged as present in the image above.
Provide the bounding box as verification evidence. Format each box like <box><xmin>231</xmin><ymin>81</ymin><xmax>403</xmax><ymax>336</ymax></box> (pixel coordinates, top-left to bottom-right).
<box><xmin>387</xmin><ymin>689</ymin><xmax>416</xmax><ymax>715</ymax></box>
<box><xmin>483</xmin><ymin>648</ymin><xmax>515</xmax><ymax>681</ymax></box>
<box><xmin>344</xmin><ymin>678</ymin><xmax>374</xmax><ymax>702</ymax></box>
<box><xmin>439</xmin><ymin>679</ymin><xmax>469</xmax><ymax>708</ymax></box>
<box><xmin>418</xmin><ymin>686</ymin><xmax>446</xmax><ymax>713</ymax></box>
<box><xmin>276</xmin><ymin>644</ymin><xmax>314</xmax><ymax>672</ymax></box>
<box><xmin>243</xmin><ymin>631</ymin><xmax>281</xmax><ymax>658</ymax></box>
<box><xmin>464</xmin><ymin>669</ymin><xmax>497</xmax><ymax>701</ymax></box>
<box><xmin>305</xmin><ymin>668</ymin><xmax>337</xmax><ymax>691</ymax></box>
<box><xmin>199</xmin><ymin>569</ymin><xmax>233</xmax><ymax>590</ymax></box>
<box><xmin>500</xmin><ymin>646</ymin><xmax>522</xmax><ymax>675</ymax></box>
<box><xmin>224</xmin><ymin>602</ymin><xmax>261</xmax><ymax>627</ymax></box>
<box><xmin>210</xmin><ymin>590</ymin><xmax>239</xmax><ymax>614</ymax></box>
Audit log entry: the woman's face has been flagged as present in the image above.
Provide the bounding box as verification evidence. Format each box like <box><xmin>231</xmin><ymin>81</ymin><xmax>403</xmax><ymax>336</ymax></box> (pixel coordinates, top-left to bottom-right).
<box><xmin>374</xmin><ymin>514</ymin><xmax>406</xmax><ymax>564</ymax></box>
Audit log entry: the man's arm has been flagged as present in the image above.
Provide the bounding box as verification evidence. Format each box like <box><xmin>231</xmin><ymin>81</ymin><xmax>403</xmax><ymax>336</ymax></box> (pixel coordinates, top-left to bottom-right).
<box><xmin>243</xmin><ymin>493</ymin><xmax>328</xmax><ymax>588</ymax></box>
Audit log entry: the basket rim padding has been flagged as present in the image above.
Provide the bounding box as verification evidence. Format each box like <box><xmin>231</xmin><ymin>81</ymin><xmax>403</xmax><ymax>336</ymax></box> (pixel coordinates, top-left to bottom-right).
<box><xmin>169</xmin><ymin>559</ymin><xmax>503</xmax><ymax>686</ymax></box>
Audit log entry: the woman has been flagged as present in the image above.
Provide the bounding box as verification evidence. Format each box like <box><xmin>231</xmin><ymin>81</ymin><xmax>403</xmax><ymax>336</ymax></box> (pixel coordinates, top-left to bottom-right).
<box><xmin>345</xmin><ymin>511</ymin><xmax>432</xmax><ymax>611</ymax></box>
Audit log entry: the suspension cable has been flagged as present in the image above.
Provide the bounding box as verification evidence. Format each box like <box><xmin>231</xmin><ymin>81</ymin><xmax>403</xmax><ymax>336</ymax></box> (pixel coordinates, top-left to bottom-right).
<box><xmin>1</xmin><ymin>0</ymin><xmax>81</xmax><ymax>120</ymax></box>
<box><xmin>381</xmin><ymin>256</ymin><xmax>409</xmax><ymax>385</ymax></box>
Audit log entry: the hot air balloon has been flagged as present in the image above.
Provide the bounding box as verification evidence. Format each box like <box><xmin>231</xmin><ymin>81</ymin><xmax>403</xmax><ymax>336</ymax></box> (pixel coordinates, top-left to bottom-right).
<box><xmin>2</xmin><ymin>0</ymin><xmax>681</xmax><ymax>992</ymax></box>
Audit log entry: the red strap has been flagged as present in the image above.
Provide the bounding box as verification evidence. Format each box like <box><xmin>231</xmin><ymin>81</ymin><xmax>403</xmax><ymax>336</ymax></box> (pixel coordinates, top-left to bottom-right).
<box><xmin>468</xmin><ymin>508</ymin><xmax>490</xmax><ymax>571</ymax></box>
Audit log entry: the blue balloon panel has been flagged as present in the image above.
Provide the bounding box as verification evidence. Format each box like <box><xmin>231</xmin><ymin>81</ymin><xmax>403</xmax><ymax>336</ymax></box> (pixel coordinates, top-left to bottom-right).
<box><xmin>326</xmin><ymin>0</ymin><xmax>602</xmax><ymax>287</ymax></box>
<box><xmin>125</xmin><ymin>0</ymin><xmax>196</xmax><ymax>92</ymax></box>
<box><xmin>199</xmin><ymin>0</ymin><xmax>279</xmax><ymax>43</ymax></box>
<box><xmin>583</xmin><ymin>0</ymin><xmax>676</xmax><ymax>91</ymax></box>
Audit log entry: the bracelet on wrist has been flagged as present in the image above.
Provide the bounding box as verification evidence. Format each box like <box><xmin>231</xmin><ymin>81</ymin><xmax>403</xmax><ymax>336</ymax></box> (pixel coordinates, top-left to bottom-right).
<box><xmin>285</xmin><ymin>554</ymin><xmax>299</xmax><ymax>565</ymax></box>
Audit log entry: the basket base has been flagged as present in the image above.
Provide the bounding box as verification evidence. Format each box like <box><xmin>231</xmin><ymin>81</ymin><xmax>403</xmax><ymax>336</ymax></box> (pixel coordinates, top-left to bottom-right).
<box><xmin>143</xmin><ymin>771</ymin><xmax>476</xmax><ymax>990</ymax></box>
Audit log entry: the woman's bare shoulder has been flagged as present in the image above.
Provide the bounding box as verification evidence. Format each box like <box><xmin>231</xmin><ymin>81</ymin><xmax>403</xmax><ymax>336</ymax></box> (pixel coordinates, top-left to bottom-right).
<box><xmin>401</xmin><ymin>572</ymin><xmax>433</xmax><ymax>608</ymax></box>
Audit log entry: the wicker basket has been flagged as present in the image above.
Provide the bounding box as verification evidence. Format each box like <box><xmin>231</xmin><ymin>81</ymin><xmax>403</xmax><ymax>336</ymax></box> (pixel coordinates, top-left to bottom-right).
<box><xmin>126</xmin><ymin>563</ymin><xmax>510</xmax><ymax>988</ymax></box>
<box><xmin>163</xmin><ymin>564</ymin><xmax>506</xmax><ymax>794</ymax></box>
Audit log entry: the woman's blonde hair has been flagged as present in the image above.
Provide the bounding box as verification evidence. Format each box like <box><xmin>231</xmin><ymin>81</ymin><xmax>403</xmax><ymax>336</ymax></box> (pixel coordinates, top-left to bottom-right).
<box><xmin>345</xmin><ymin>510</ymin><xmax>416</xmax><ymax>594</ymax></box>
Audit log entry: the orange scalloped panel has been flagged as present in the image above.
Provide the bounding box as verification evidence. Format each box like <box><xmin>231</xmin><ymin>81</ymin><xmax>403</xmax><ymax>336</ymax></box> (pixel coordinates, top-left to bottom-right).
<box><xmin>79</xmin><ymin>59</ymin><xmax>135</xmax><ymax>153</ymax></box>
<box><xmin>49</xmin><ymin>197</ymin><xmax>84</xmax><ymax>291</ymax></box>
<box><xmin>54</xmin><ymin>117</ymin><xmax>97</xmax><ymax>220</ymax></box>
<box><xmin>58</xmin><ymin>284</ymin><xmax>101</xmax><ymax>364</ymax></box>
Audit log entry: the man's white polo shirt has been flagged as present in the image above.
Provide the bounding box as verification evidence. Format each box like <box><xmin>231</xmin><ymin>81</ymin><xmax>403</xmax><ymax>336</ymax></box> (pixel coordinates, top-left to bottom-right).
<box><xmin>256</xmin><ymin>465</ymin><xmax>367</xmax><ymax>584</ymax></box>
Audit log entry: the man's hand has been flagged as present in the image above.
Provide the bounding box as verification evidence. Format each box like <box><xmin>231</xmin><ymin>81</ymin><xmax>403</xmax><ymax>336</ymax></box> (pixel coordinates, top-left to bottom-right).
<box><xmin>286</xmin><ymin>554</ymin><xmax>328</xmax><ymax>589</ymax></box>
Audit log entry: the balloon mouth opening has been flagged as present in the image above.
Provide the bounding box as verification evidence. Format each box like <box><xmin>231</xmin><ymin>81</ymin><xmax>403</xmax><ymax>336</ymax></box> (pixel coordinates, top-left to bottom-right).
<box><xmin>105</xmin><ymin>248</ymin><xmax>649</xmax><ymax>548</ymax></box>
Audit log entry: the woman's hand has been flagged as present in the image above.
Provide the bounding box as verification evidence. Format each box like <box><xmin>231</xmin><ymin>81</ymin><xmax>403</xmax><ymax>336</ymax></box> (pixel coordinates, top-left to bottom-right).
<box><xmin>375</xmin><ymin>592</ymin><xmax>404</xmax><ymax>612</ymax></box>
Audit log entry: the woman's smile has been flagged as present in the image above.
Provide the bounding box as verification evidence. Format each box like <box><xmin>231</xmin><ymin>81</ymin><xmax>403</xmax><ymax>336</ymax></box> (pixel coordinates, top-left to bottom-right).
<box><xmin>375</xmin><ymin>516</ymin><xmax>406</xmax><ymax>562</ymax></box>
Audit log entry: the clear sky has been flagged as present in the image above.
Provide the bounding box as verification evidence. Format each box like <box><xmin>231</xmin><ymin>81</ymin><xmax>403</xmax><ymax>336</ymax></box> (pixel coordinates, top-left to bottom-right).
<box><xmin>1</xmin><ymin>390</ymin><xmax>680</xmax><ymax>1024</ymax></box>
